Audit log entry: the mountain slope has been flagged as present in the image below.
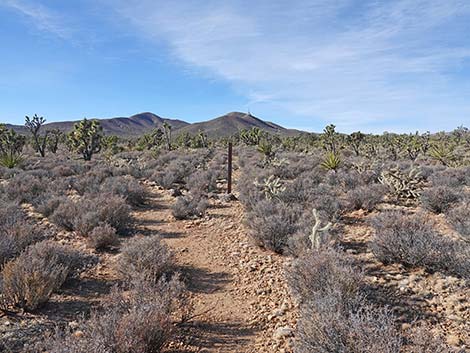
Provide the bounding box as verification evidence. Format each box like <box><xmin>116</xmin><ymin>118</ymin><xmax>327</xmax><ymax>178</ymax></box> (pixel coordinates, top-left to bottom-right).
<box><xmin>5</xmin><ymin>112</ymin><xmax>188</xmax><ymax>137</ymax></box>
<box><xmin>176</xmin><ymin>111</ymin><xmax>295</xmax><ymax>138</ymax></box>
<box><xmin>4</xmin><ymin>111</ymin><xmax>301</xmax><ymax>138</ymax></box>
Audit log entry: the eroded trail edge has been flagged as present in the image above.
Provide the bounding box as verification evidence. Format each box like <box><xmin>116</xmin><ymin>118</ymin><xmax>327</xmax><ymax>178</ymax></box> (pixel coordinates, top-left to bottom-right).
<box><xmin>135</xmin><ymin>183</ymin><xmax>296</xmax><ymax>353</ymax></box>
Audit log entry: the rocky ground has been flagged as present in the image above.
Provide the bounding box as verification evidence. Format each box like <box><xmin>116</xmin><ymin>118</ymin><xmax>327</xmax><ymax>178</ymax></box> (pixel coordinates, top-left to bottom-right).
<box><xmin>341</xmin><ymin>210</ymin><xmax>469</xmax><ymax>350</ymax></box>
<box><xmin>136</xmin><ymin>181</ymin><xmax>297</xmax><ymax>352</ymax></box>
<box><xmin>1</xmin><ymin>181</ymin><xmax>468</xmax><ymax>352</ymax></box>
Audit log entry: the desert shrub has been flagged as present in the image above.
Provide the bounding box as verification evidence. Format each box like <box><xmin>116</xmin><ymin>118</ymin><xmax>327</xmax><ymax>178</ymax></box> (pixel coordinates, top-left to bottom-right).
<box><xmin>0</xmin><ymin>201</ymin><xmax>24</xmax><ymax>229</ymax></box>
<box><xmin>237</xmin><ymin>167</ymin><xmax>272</xmax><ymax>210</ymax></box>
<box><xmin>275</xmin><ymin>169</ymin><xmax>324</xmax><ymax>205</ymax></box>
<box><xmin>295</xmin><ymin>297</ymin><xmax>402</xmax><ymax>353</ymax></box>
<box><xmin>308</xmin><ymin>183</ymin><xmax>344</xmax><ymax>222</ymax></box>
<box><xmin>151</xmin><ymin>159</ymin><xmax>195</xmax><ymax>189</ymax></box>
<box><xmin>288</xmin><ymin>248</ymin><xmax>364</xmax><ymax>306</ymax></box>
<box><xmin>87</xmin><ymin>224</ymin><xmax>119</xmax><ymax>250</ymax></box>
<box><xmin>418</xmin><ymin>164</ymin><xmax>443</xmax><ymax>180</ymax></box>
<box><xmin>35</xmin><ymin>195</ymin><xmax>68</xmax><ymax>217</ymax></box>
<box><xmin>429</xmin><ymin>168</ymin><xmax>469</xmax><ymax>188</ymax></box>
<box><xmin>344</xmin><ymin>184</ymin><xmax>386</xmax><ymax>212</ymax></box>
<box><xmin>370</xmin><ymin>211</ymin><xmax>470</xmax><ymax>278</ymax></box>
<box><xmin>3</xmin><ymin>173</ymin><xmax>48</xmax><ymax>203</ymax></box>
<box><xmin>50</xmin><ymin>198</ymin><xmax>79</xmax><ymax>231</ymax></box>
<box><xmin>51</xmin><ymin>194</ymin><xmax>131</xmax><ymax>235</ymax></box>
<box><xmin>100</xmin><ymin>176</ymin><xmax>146</xmax><ymax>206</ymax></box>
<box><xmin>186</xmin><ymin>169</ymin><xmax>219</xmax><ymax>194</ymax></box>
<box><xmin>420</xmin><ymin>186</ymin><xmax>461</xmax><ymax>214</ymax></box>
<box><xmin>245</xmin><ymin>199</ymin><xmax>304</xmax><ymax>253</ymax></box>
<box><xmin>271</xmin><ymin>153</ymin><xmax>316</xmax><ymax>180</ymax></box>
<box><xmin>118</xmin><ymin>236</ymin><xmax>173</xmax><ymax>285</ymax></box>
<box><xmin>277</xmin><ymin>182</ymin><xmax>343</xmax><ymax>221</ymax></box>
<box><xmin>19</xmin><ymin>168</ymin><xmax>51</xmax><ymax>178</ymax></box>
<box><xmin>51</xmin><ymin>165</ymin><xmax>77</xmax><ymax>177</ymax></box>
<box><xmin>171</xmin><ymin>193</ymin><xmax>208</xmax><ymax>220</ymax></box>
<box><xmin>71</xmin><ymin>167</ymin><xmax>113</xmax><ymax>195</ymax></box>
<box><xmin>0</xmin><ymin>222</ymin><xmax>45</xmax><ymax>268</ymax></box>
<box><xmin>448</xmin><ymin>202</ymin><xmax>470</xmax><ymax>242</ymax></box>
<box><xmin>326</xmin><ymin>169</ymin><xmax>365</xmax><ymax>192</ymax></box>
<box><xmin>405</xmin><ymin>324</ymin><xmax>455</xmax><ymax>353</ymax></box>
<box><xmin>0</xmin><ymin>202</ymin><xmax>45</xmax><ymax>267</ymax></box>
<box><xmin>42</xmin><ymin>275</ymin><xmax>186</xmax><ymax>353</ymax></box>
<box><xmin>107</xmin><ymin>151</ymin><xmax>151</xmax><ymax>178</ymax></box>
<box><xmin>0</xmin><ymin>241</ymin><xmax>81</xmax><ymax>311</ymax></box>
<box><xmin>371</xmin><ymin>211</ymin><xmax>438</xmax><ymax>267</ymax></box>
<box><xmin>0</xmin><ymin>166</ymin><xmax>21</xmax><ymax>179</ymax></box>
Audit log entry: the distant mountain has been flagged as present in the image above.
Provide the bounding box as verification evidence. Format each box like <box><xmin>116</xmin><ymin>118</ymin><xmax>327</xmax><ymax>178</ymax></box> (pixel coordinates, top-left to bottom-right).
<box><xmin>5</xmin><ymin>112</ymin><xmax>189</xmax><ymax>137</ymax></box>
<box><xmin>4</xmin><ymin>111</ymin><xmax>300</xmax><ymax>138</ymax></box>
<box><xmin>177</xmin><ymin>111</ymin><xmax>298</xmax><ymax>138</ymax></box>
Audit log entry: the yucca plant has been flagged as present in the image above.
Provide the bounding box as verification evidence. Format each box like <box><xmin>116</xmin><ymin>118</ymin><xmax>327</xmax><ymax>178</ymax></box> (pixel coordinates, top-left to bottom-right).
<box><xmin>429</xmin><ymin>143</ymin><xmax>456</xmax><ymax>166</ymax></box>
<box><xmin>321</xmin><ymin>152</ymin><xmax>341</xmax><ymax>172</ymax></box>
<box><xmin>0</xmin><ymin>152</ymin><xmax>23</xmax><ymax>168</ymax></box>
<box><xmin>0</xmin><ymin>125</ymin><xmax>25</xmax><ymax>168</ymax></box>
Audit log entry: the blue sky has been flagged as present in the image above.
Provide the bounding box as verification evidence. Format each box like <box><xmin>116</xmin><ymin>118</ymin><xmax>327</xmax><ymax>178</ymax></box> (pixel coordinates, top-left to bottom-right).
<box><xmin>1</xmin><ymin>0</ymin><xmax>470</xmax><ymax>133</ymax></box>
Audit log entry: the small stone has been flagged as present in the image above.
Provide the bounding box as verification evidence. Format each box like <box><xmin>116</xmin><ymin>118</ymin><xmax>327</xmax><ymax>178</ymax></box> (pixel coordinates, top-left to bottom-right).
<box><xmin>73</xmin><ymin>330</ymin><xmax>84</xmax><ymax>338</ymax></box>
<box><xmin>168</xmin><ymin>188</ymin><xmax>182</xmax><ymax>197</ymax></box>
<box><xmin>446</xmin><ymin>334</ymin><xmax>461</xmax><ymax>346</ymax></box>
<box><xmin>401</xmin><ymin>323</ymin><xmax>411</xmax><ymax>331</ymax></box>
<box><xmin>272</xmin><ymin>309</ymin><xmax>285</xmax><ymax>318</ymax></box>
<box><xmin>68</xmin><ymin>321</ymin><xmax>79</xmax><ymax>329</ymax></box>
<box><xmin>274</xmin><ymin>326</ymin><xmax>293</xmax><ymax>340</ymax></box>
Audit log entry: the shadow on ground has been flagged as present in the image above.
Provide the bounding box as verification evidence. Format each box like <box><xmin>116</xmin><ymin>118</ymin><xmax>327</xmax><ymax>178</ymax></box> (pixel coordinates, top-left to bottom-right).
<box><xmin>178</xmin><ymin>265</ymin><xmax>232</xmax><ymax>294</ymax></box>
<box><xmin>169</xmin><ymin>320</ymin><xmax>259</xmax><ymax>352</ymax></box>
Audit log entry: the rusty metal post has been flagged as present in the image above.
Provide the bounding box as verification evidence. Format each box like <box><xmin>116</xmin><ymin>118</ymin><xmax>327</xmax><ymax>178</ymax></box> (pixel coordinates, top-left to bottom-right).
<box><xmin>227</xmin><ymin>142</ymin><xmax>233</xmax><ymax>194</ymax></box>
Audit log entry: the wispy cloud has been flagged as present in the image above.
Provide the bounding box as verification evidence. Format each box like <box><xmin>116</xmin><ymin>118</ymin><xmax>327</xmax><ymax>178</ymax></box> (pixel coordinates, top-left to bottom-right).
<box><xmin>109</xmin><ymin>0</ymin><xmax>470</xmax><ymax>132</ymax></box>
<box><xmin>2</xmin><ymin>0</ymin><xmax>70</xmax><ymax>39</ymax></box>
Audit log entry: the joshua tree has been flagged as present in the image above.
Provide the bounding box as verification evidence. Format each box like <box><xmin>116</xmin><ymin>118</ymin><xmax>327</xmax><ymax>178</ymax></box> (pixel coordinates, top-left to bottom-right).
<box><xmin>25</xmin><ymin>114</ymin><xmax>48</xmax><ymax>157</ymax></box>
<box><xmin>196</xmin><ymin>130</ymin><xmax>208</xmax><ymax>148</ymax></box>
<box><xmin>162</xmin><ymin>122</ymin><xmax>172</xmax><ymax>150</ymax></box>
<box><xmin>347</xmin><ymin>131</ymin><xmax>365</xmax><ymax>156</ymax></box>
<box><xmin>68</xmin><ymin>118</ymin><xmax>103</xmax><ymax>161</ymax></box>
<box><xmin>47</xmin><ymin>129</ymin><xmax>63</xmax><ymax>153</ymax></box>
<box><xmin>321</xmin><ymin>124</ymin><xmax>339</xmax><ymax>154</ymax></box>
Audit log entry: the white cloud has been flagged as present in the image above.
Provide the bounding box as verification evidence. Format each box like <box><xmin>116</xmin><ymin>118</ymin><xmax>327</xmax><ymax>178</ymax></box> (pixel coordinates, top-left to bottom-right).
<box><xmin>5</xmin><ymin>0</ymin><xmax>469</xmax><ymax>132</ymax></box>
<box><xmin>2</xmin><ymin>0</ymin><xmax>71</xmax><ymax>39</ymax></box>
<box><xmin>107</xmin><ymin>0</ymin><xmax>470</xmax><ymax>132</ymax></box>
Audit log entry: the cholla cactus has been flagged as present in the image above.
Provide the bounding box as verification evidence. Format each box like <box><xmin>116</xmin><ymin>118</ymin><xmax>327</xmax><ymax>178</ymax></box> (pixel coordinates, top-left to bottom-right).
<box><xmin>240</xmin><ymin>127</ymin><xmax>263</xmax><ymax>146</ymax></box>
<box><xmin>378</xmin><ymin>166</ymin><xmax>424</xmax><ymax>201</ymax></box>
<box><xmin>309</xmin><ymin>208</ymin><xmax>332</xmax><ymax>250</ymax></box>
<box><xmin>255</xmin><ymin>175</ymin><xmax>286</xmax><ymax>199</ymax></box>
<box><xmin>270</xmin><ymin>157</ymin><xmax>289</xmax><ymax>168</ymax></box>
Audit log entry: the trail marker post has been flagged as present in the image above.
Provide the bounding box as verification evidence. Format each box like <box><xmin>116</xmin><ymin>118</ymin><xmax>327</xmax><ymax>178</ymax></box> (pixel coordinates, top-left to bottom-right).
<box><xmin>227</xmin><ymin>142</ymin><xmax>233</xmax><ymax>194</ymax></box>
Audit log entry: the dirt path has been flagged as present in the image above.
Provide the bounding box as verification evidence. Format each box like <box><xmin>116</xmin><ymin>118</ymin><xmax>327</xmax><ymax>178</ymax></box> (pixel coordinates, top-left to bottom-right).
<box><xmin>134</xmin><ymin>183</ymin><xmax>296</xmax><ymax>353</ymax></box>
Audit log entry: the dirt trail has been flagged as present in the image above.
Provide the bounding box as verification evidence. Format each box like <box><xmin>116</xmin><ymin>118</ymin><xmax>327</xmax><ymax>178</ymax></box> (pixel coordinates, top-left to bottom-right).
<box><xmin>134</xmin><ymin>183</ymin><xmax>296</xmax><ymax>353</ymax></box>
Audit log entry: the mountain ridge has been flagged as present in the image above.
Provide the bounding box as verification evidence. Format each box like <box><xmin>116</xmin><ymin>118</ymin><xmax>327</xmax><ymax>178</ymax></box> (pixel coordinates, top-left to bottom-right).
<box><xmin>4</xmin><ymin>111</ymin><xmax>301</xmax><ymax>138</ymax></box>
